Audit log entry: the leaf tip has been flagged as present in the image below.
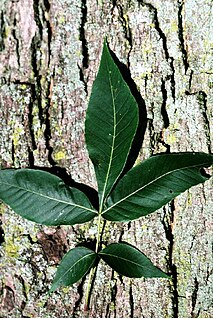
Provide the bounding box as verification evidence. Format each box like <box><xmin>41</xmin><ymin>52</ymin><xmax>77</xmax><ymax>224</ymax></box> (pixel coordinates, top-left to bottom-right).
<box><xmin>161</xmin><ymin>273</ymin><xmax>171</xmax><ymax>280</ymax></box>
<box><xmin>47</xmin><ymin>287</ymin><xmax>55</xmax><ymax>297</ymax></box>
<box><xmin>199</xmin><ymin>167</ymin><xmax>212</xmax><ymax>179</ymax></box>
<box><xmin>48</xmin><ymin>278</ymin><xmax>65</xmax><ymax>295</ymax></box>
<box><xmin>103</xmin><ymin>36</ymin><xmax>108</xmax><ymax>46</ymax></box>
<box><xmin>48</xmin><ymin>284</ymin><xmax>57</xmax><ymax>295</ymax></box>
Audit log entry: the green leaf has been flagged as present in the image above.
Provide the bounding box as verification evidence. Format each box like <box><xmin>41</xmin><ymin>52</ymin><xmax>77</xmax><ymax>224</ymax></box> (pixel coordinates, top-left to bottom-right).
<box><xmin>50</xmin><ymin>246</ymin><xmax>97</xmax><ymax>293</ymax></box>
<box><xmin>99</xmin><ymin>243</ymin><xmax>169</xmax><ymax>278</ymax></box>
<box><xmin>102</xmin><ymin>152</ymin><xmax>213</xmax><ymax>222</ymax></box>
<box><xmin>85</xmin><ymin>39</ymin><xmax>138</xmax><ymax>210</ymax></box>
<box><xmin>0</xmin><ymin>169</ymin><xmax>97</xmax><ymax>225</ymax></box>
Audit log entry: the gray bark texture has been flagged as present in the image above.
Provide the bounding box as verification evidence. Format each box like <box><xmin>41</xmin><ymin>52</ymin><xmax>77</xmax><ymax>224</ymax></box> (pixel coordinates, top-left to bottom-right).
<box><xmin>0</xmin><ymin>0</ymin><xmax>212</xmax><ymax>317</ymax></box>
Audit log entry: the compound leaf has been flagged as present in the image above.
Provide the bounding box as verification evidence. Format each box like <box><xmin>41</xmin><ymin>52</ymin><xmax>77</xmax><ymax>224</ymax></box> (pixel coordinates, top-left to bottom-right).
<box><xmin>50</xmin><ymin>246</ymin><xmax>97</xmax><ymax>293</ymax></box>
<box><xmin>0</xmin><ymin>169</ymin><xmax>97</xmax><ymax>226</ymax></box>
<box><xmin>85</xmin><ymin>39</ymin><xmax>138</xmax><ymax>210</ymax></box>
<box><xmin>102</xmin><ymin>152</ymin><xmax>213</xmax><ymax>222</ymax></box>
<box><xmin>99</xmin><ymin>242</ymin><xmax>169</xmax><ymax>278</ymax></box>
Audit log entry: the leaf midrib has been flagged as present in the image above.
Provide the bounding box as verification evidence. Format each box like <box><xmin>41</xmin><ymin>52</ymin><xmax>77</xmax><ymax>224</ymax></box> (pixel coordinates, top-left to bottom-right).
<box><xmin>52</xmin><ymin>251</ymin><xmax>96</xmax><ymax>289</ymax></box>
<box><xmin>0</xmin><ymin>180</ymin><xmax>97</xmax><ymax>214</ymax></box>
<box><xmin>102</xmin><ymin>161</ymin><xmax>210</xmax><ymax>214</ymax></box>
<box><xmin>99</xmin><ymin>63</ymin><xmax>117</xmax><ymax>212</ymax></box>
<box><xmin>100</xmin><ymin>252</ymin><xmax>152</xmax><ymax>271</ymax></box>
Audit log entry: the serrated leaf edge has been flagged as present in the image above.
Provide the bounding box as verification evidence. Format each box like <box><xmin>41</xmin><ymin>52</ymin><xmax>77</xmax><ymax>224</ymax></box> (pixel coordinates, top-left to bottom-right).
<box><xmin>0</xmin><ymin>178</ymin><xmax>97</xmax><ymax>215</ymax></box>
<box><xmin>99</xmin><ymin>251</ymin><xmax>168</xmax><ymax>278</ymax></box>
<box><xmin>50</xmin><ymin>250</ymin><xmax>97</xmax><ymax>293</ymax></box>
<box><xmin>102</xmin><ymin>160</ymin><xmax>211</xmax><ymax>216</ymax></box>
<box><xmin>99</xmin><ymin>56</ymin><xmax>119</xmax><ymax>211</ymax></box>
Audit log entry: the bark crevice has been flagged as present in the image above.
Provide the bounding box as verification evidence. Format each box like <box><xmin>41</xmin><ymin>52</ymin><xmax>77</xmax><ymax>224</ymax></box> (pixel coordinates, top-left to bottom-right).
<box><xmin>177</xmin><ymin>0</ymin><xmax>189</xmax><ymax>74</ymax></box>
<box><xmin>161</xmin><ymin>202</ymin><xmax>179</xmax><ymax>318</ymax></box>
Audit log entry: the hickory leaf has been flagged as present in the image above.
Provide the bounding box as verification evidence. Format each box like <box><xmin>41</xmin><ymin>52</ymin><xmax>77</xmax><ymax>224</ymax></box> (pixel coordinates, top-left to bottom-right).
<box><xmin>99</xmin><ymin>243</ymin><xmax>169</xmax><ymax>278</ymax></box>
<box><xmin>50</xmin><ymin>247</ymin><xmax>97</xmax><ymax>293</ymax></box>
<box><xmin>0</xmin><ymin>169</ymin><xmax>97</xmax><ymax>226</ymax></box>
<box><xmin>0</xmin><ymin>39</ymin><xmax>212</xmax><ymax>310</ymax></box>
<box><xmin>102</xmin><ymin>153</ymin><xmax>213</xmax><ymax>222</ymax></box>
<box><xmin>85</xmin><ymin>39</ymin><xmax>138</xmax><ymax>209</ymax></box>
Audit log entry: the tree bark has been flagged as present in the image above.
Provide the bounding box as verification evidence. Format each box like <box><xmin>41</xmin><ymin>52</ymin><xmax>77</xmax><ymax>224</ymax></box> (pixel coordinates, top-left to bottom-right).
<box><xmin>0</xmin><ymin>0</ymin><xmax>212</xmax><ymax>317</ymax></box>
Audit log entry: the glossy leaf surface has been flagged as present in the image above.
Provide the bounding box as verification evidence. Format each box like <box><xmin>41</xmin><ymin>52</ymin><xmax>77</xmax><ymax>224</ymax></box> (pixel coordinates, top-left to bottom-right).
<box><xmin>85</xmin><ymin>40</ymin><xmax>138</xmax><ymax>209</ymax></box>
<box><xmin>0</xmin><ymin>169</ymin><xmax>97</xmax><ymax>225</ymax></box>
<box><xmin>103</xmin><ymin>153</ymin><xmax>213</xmax><ymax>222</ymax></box>
<box><xmin>99</xmin><ymin>243</ymin><xmax>169</xmax><ymax>278</ymax></box>
<box><xmin>50</xmin><ymin>247</ymin><xmax>97</xmax><ymax>293</ymax></box>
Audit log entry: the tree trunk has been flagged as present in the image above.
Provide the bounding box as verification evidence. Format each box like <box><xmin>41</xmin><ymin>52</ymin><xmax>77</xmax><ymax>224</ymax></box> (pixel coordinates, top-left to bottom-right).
<box><xmin>0</xmin><ymin>0</ymin><xmax>212</xmax><ymax>317</ymax></box>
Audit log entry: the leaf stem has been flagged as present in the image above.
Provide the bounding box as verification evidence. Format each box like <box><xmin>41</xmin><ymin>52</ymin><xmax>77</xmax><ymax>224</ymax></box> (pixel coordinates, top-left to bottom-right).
<box><xmin>84</xmin><ymin>266</ymin><xmax>95</xmax><ymax>312</ymax></box>
<box><xmin>95</xmin><ymin>213</ymin><xmax>102</xmax><ymax>253</ymax></box>
<box><xmin>84</xmin><ymin>213</ymin><xmax>102</xmax><ymax>311</ymax></box>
